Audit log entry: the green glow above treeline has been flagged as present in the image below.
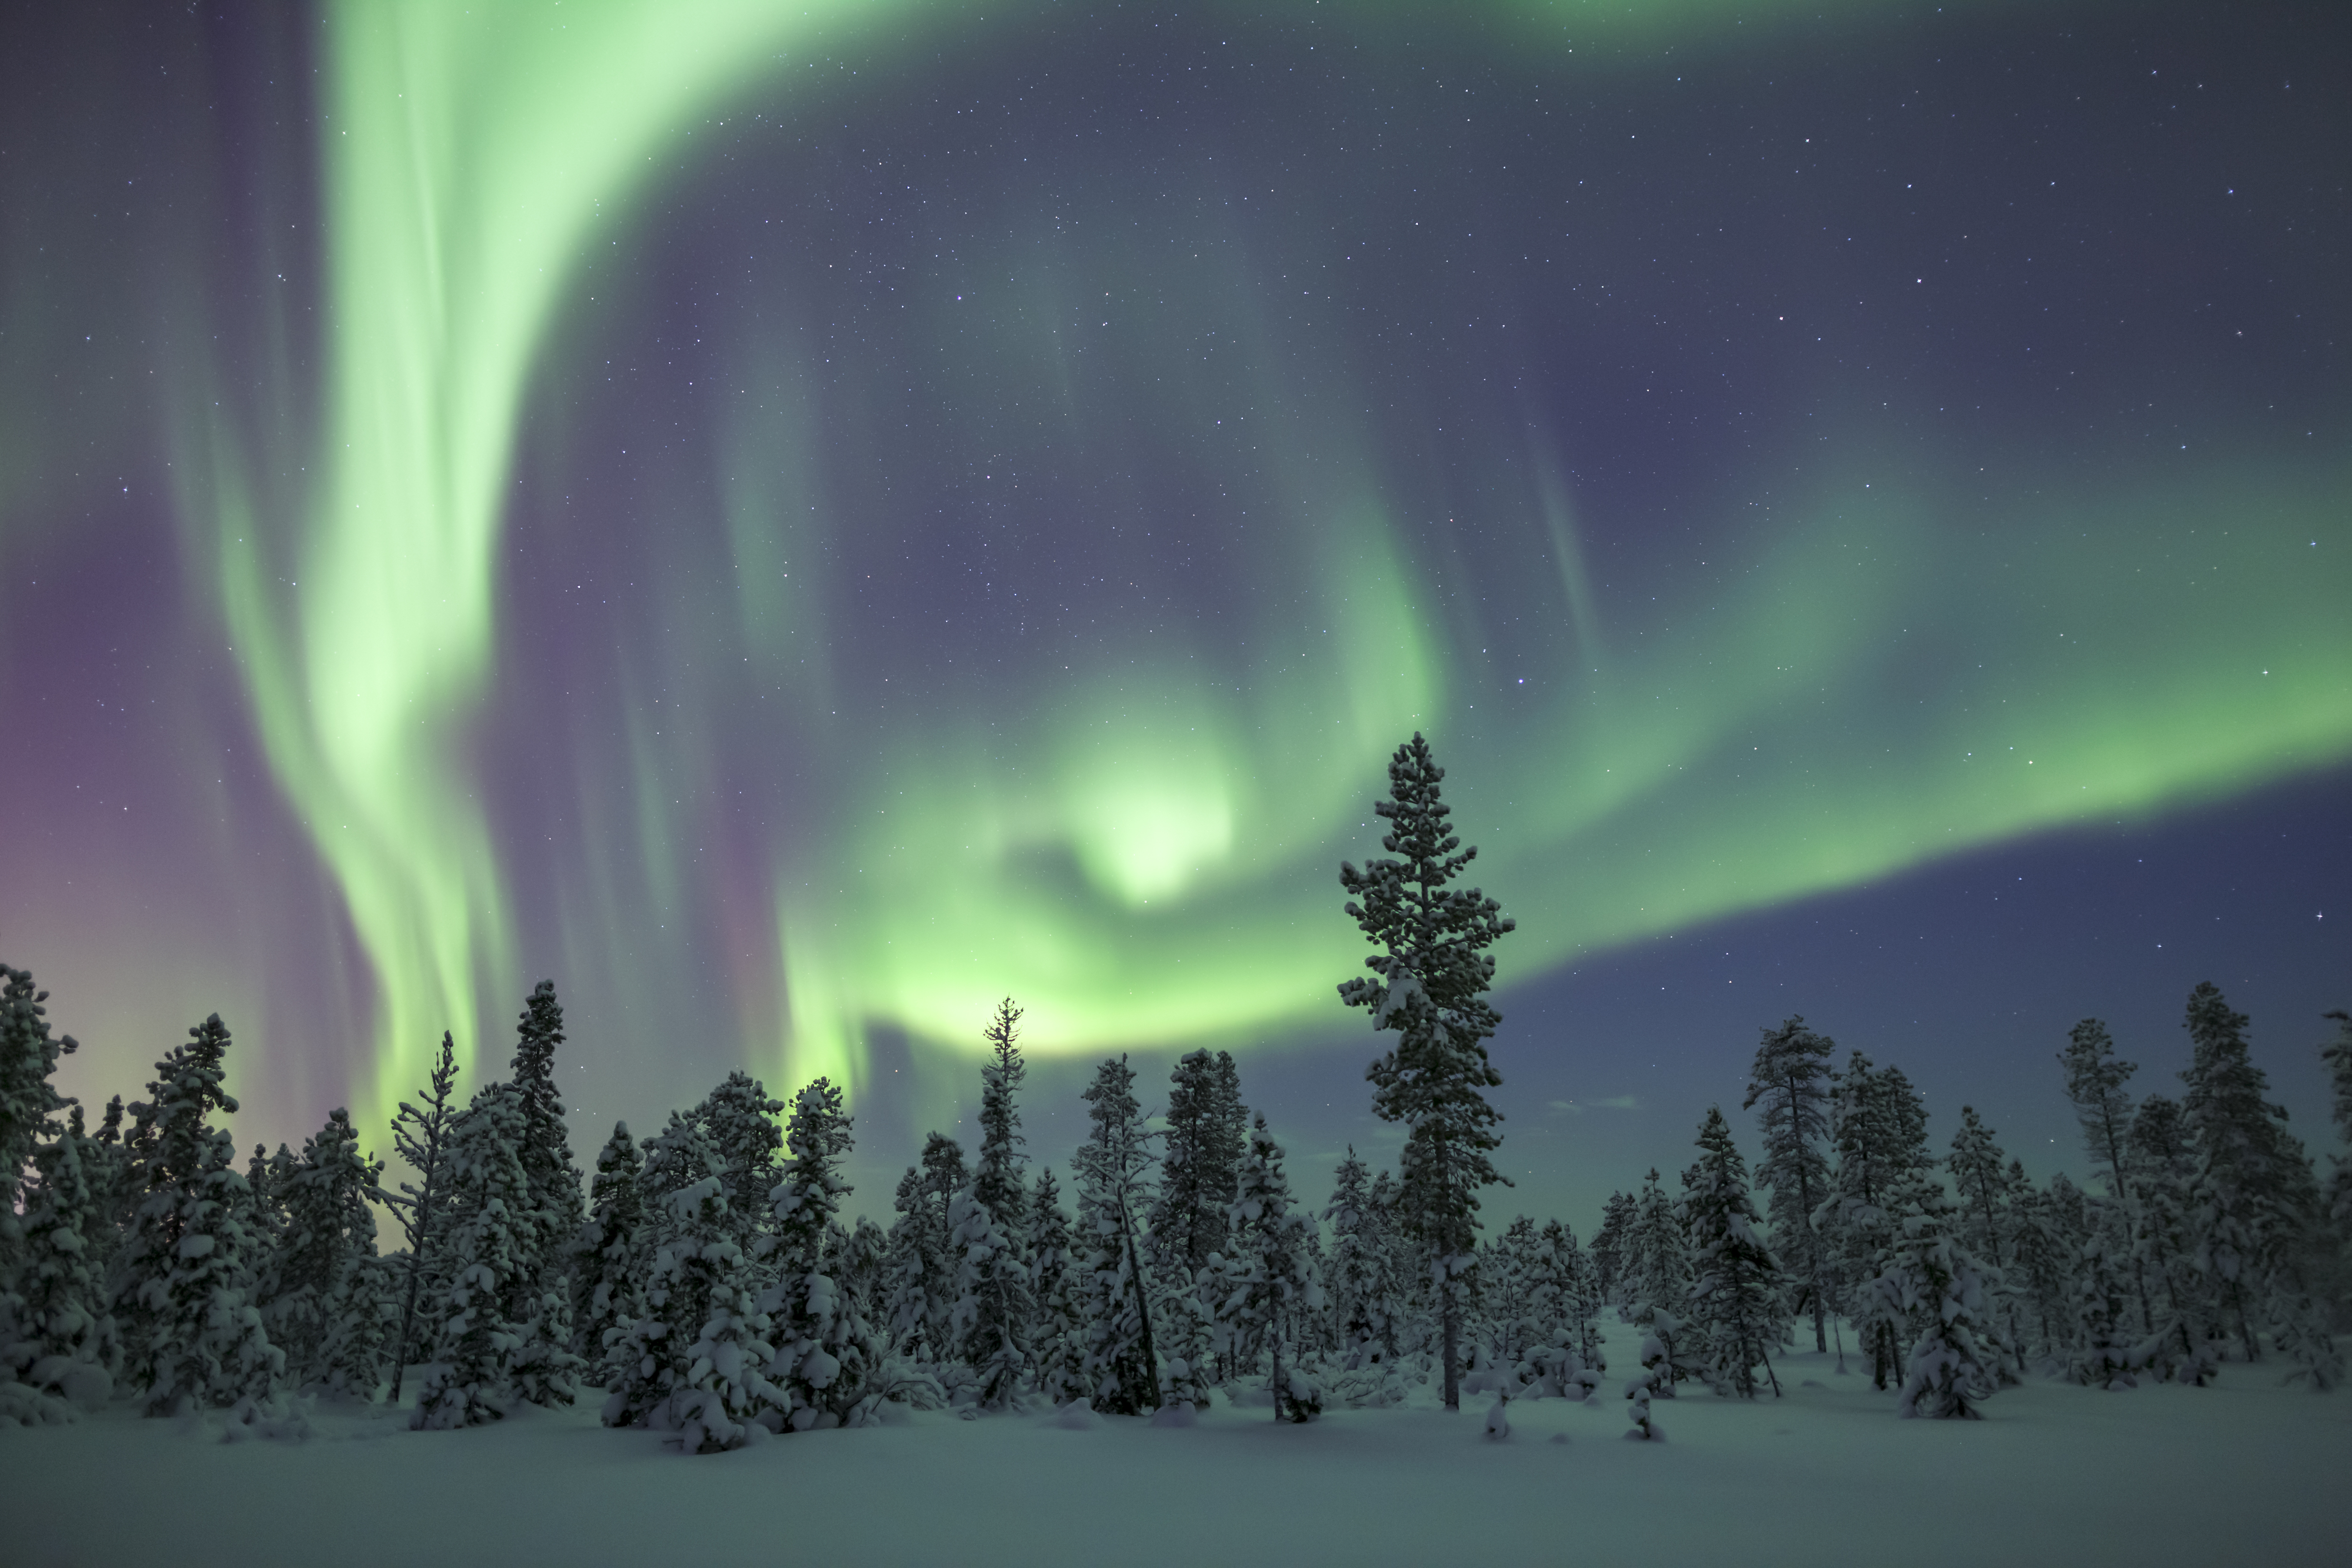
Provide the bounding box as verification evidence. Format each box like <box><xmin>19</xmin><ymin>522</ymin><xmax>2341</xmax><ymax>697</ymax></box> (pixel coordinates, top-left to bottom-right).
<box><xmin>147</xmin><ymin>0</ymin><xmax>2349</xmax><ymax>1140</ymax></box>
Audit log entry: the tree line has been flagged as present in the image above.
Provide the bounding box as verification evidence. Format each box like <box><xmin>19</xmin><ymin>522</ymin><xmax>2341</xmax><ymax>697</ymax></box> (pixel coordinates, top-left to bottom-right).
<box><xmin>3</xmin><ymin>736</ymin><xmax>2345</xmax><ymax>1445</ymax></box>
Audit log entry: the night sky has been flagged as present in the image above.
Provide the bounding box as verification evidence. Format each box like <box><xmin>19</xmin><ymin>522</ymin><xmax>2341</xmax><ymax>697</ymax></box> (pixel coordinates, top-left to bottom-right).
<box><xmin>3</xmin><ymin>0</ymin><xmax>2346</xmax><ymax>1230</ymax></box>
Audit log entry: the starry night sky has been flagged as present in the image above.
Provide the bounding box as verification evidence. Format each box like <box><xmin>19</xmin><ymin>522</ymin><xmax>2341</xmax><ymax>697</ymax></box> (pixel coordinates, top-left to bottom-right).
<box><xmin>3</xmin><ymin>0</ymin><xmax>2346</xmax><ymax>1228</ymax></box>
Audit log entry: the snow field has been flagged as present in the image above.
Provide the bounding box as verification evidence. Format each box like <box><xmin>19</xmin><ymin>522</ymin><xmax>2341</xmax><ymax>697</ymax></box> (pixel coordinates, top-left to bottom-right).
<box><xmin>7</xmin><ymin>1327</ymin><xmax>2348</xmax><ymax>1567</ymax></box>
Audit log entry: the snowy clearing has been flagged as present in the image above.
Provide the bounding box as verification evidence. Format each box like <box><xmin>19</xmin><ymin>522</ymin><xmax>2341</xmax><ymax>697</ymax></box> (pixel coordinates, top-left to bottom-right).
<box><xmin>8</xmin><ymin>1328</ymin><xmax>2347</xmax><ymax>1568</ymax></box>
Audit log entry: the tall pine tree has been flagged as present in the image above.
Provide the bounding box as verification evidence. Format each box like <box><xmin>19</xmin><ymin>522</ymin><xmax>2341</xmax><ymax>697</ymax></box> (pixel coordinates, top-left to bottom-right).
<box><xmin>412</xmin><ymin>1083</ymin><xmax>538</xmax><ymax>1428</ymax></box>
<box><xmin>509</xmin><ymin>982</ymin><xmax>586</xmax><ymax>1313</ymax></box>
<box><xmin>114</xmin><ymin>1015</ymin><xmax>282</xmax><ymax>1418</ymax></box>
<box><xmin>1072</xmin><ymin>1055</ymin><xmax>1160</xmax><ymax>1413</ymax></box>
<box><xmin>1744</xmin><ymin>1016</ymin><xmax>1834</xmax><ymax>1352</ymax></box>
<box><xmin>956</xmin><ymin>1001</ymin><xmax>1034</xmax><ymax>1405</ymax></box>
<box><xmin>2179</xmin><ymin>982</ymin><xmax>2309</xmax><ymax>1362</ymax></box>
<box><xmin>271</xmin><ymin>1108</ymin><xmax>384</xmax><ymax>1395</ymax></box>
<box><xmin>1339</xmin><ymin>732</ymin><xmax>1515</xmax><ymax>1411</ymax></box>
<box><xmin>2059</xmin><ymin>1017</ymin><xmax>2152</xmax><ymax>1335</ymax></box>
<box><xmin>763</xmin><ymin>1078</ymin><xmax>881</xmax><ymax>1429</ymax></box>
<box><xmin>1814</xmin><ymin>1051</ymin><xmax>1931</xmax><ymax>1388</ymax></box>
<box><xmin>1685</xmin><ymin>1107</ymin><xmax>1785</xmax><ymax>1399</ymax></box>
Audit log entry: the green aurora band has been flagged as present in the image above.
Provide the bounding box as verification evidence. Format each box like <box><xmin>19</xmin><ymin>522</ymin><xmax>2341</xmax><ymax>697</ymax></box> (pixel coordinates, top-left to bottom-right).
<box><xmin>183</xmin><ymin>0</ymin><xmax>2351</xmax><ymax>1138</ymax></box>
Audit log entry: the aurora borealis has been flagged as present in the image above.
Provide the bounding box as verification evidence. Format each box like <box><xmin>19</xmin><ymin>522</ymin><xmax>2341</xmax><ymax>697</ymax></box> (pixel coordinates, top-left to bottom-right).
<box><xmin>4</xmin><ymin>1</ymin><xmax>2346</xmax><ymax>1220</ymax></box>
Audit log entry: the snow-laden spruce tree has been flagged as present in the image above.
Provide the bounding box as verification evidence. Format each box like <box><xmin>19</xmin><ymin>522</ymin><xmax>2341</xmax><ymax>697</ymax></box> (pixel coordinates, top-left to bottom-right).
<box><xmin>2123</xmin><ymin>1095</ymin><xmax>2212</xmax><ymax>1379</ymax></box>
<box><xmin>1621</xmin><ymin>1169</ymin><xmax>1688</xmax><ymax>1318</ymax></box>
<box><xmin>2060</xmin><ymin>1017</ymin><xmax>2154</xmax><ymax>1337</ymax></box>
<box><xmin>1147</xmin><ymin>1050</ymin><xmax>1232</xmax><ymax>1393</ymax></box>
<box><xmin>269</xmin><ymin>1107</ymin><xmax>384</xmax><ymax>1395</ymax></box>
<box><xmin>2069</xmin><ymin>1225</ymin><xmax>2143</xmax><ymax>1389</ymax></box>
<box><xmin>1150</xmin><ymin>1047</ymin><xmax>1248</xmax><ymax>1389</ymax></box>
<box><xmin>1744</xmin><ymin>1016</ymin><xmax>1835</xmax><ymax>1353</ymax></box>
<box><xmin>0</xmin><ymin>973</ymin><xmax>101</xmax><ymax>1427</ymax></box>
<box><xmin>604</xmin><ymin>1122</ymin><xmax>717</xmax><ymax>1426</ymax></box>
<box><xmin>413</xmin><ymin>1082</ymin><xmax>580</xmax><ymax>1425</ymax></box>
<box><xmin>2179</xmin><ymin>982</ymin><xmax>2318</xmax><ymax>1364</ymax></box>
<box><xmin>412</xmin><ymin>1083</ymin><xmax>529</xmax><ymax>1427</ymax></box>
<box><xmin>881</xmin><ymin>1167</ymin><xmax>943</xmax><ymax>1361</ymax></box>
<box><xmin>509</xmin><ymin>981</ymin><xmax>587</xmax><ymax>1300</ymax></box>
<box><xmin>1589</xmin><ymin>1189</ymin><xmax>1636</xmax><ymax>1305</ymax></box>
<box><xmin>828</xmin><ymin>1216</ymin><xmax>891</xmax><ymax>1337</ymax></box>
<box><xmin>0</xmin><ymin>968</ymin><xmax>78</xmax><ymax>1275</ymax></box>
<box><xmin>605</xmin><ymin>1170</ymin><xmax>780</xmax><ymax>1452</ymax></box>
<box><xmin>1338</xmin><ymin>732</ymin><xmax>1515</xmax><ymax>1412</ymax></box>
<box><xmin>1685</xmin><ymin>1106</ymin><xmax>1786</xmax><ymax>1399</ymax></box>
<box><xmin>686</xmin><ymin>1070</ymin><xmax>785</xmax><ymax>1258</ymax></box>
<box><xmin>2004</xmin><ymin>1178</ymin><xmax>2082</xmax><ymax>1371</ymax></box>
<box><xmin>1482</xmin><ymin>1217</ymin><xmax>1571</xmax><ymax>1397</ymax></box>
<box><xmin>1212</xmin><ymin>1114</ymin><xmax>1322</xmax><ymax>1421</ymax></box>
<box><xmin>2</xmin><ymin>1108</ymin><xmax>119</xmax><ymax>1420</ymax></box>
<box><xmin>953</xmin><ymin>1001</ymin><xmax>1035</xmax><ymax>1405</ymax></box>
<box><xmin>568</xmin><ymin>1121</ymin><xmax>646</xmax><ymax>1374</ymax></box>
<box><xmin>1815</xmin><ymin>1051</ymin><xmax>1932</xmax><ymax>1387</ymax></box>
<box><xmin>1946</xmin><ymin>1106</ymin><xmax>2026</xmax><ymax>1382</ymax></box>
<box><xmin>1323</xmin><ymin>1147</ymin><xmax>1402</xmax><ymax>1366</ymax></box>
<box><xmin>114</xmin><ymin>1014</ymin><xmax>283</xmax><ymax>1417</ymax></box>
<box><xmin>1027</xmin><ymin>1166</ymin><xmax>1088</xmax><ymax>1405</ymax></box>
<box><xmin>242</xmin><ymin>1143</ymin><xmax>296</xmax><ymax>1326</ymax></box>
<box><xmin>1874</xmin><ymin>1172</ymin><xmax>2001</xmax><ymax>1418</ymax></box>
<box><xmin>1534</xmin><ymin>1217</ymin><xmax>1605</xmax><ymax>1381</ymax></box>
<box><xmin>1621</xmin><ymin>1170</ymin><xmax>1704</xmax><ymax>1395</ymax></box>
<box><xmin>973</xmin><ymin>1002</ymin><xmax>1033</xmax><ymax>1241</ymax></box>
<box><xmin>763</xmin><ymin>1077</ymin><xmax>886</xmax><ymax>1429</ymax></box>
<box><xmin>1072</xmin><ymin>1055</ymin><xmax>1161</xmax><ymax>1413</ymax></box>
<box><xmin>381</xmin><ymin>1030</ymin><xmax>461</xmax><ymax>1403</ymax></box>
<box><xmin>1482</xmin><ymin>1216</ymin><xmax>1542</xmax><ymax>1365</ymax></box>
<box><xmin>882</xmin><ymin>1132</ymin><xmax>968</xmax><ymax>1365</ymax></box>
<box><xmin>948</xmin><ymin>1186</ymin><xmax>1027</xmax><ymax>1404</ymax></box>
<box><xmin>76</xmin><ymin>1095</ymin><xmax>136</xmax><ymax>1291</ymax></box>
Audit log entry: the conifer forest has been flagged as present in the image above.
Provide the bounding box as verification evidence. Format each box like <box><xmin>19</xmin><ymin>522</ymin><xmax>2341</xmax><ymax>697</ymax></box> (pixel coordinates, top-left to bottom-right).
<box><xmin>7</xmin><ymin>736</ymin><xmax>2351</xmax><ymax>1563</ymax></box>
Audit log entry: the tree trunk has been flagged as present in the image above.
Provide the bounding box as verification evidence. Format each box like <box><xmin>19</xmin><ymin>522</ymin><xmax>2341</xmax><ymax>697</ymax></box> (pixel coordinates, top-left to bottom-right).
<box><xmin>1118</xmin><ymin>1202</ymin><xmax>1161</xmax><ymax>1409</ymax></box>
<box><xmin>1440</xmin><ymin>1272</ymin><xmax>1461</xmax><ymax>1410</ymax></box>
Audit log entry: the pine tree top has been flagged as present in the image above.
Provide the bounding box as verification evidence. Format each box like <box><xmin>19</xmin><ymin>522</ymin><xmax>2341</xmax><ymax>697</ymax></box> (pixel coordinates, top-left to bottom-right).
<box><xmin>1339</xmin><ymin>734</ymin><xmax>1515</xmax><ymax>1041</ymax></box>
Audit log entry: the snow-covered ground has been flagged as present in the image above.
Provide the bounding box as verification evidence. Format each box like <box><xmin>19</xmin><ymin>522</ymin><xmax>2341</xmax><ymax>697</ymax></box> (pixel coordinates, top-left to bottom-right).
<box><xmin>9</xmin><ymin>1322</ymin><xmax>2348</xmax><ymax>1567</ymax></box>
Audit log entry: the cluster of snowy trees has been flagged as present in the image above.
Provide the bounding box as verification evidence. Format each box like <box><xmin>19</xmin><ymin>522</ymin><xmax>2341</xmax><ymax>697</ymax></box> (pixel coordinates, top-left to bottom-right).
<box><xmin>0</xmin><ymin>972</ymin><xmax>584</xmax><ymax>1433</ymax></box>
<box><xmin>0</xmin><ymin>736</ymin><xmax>1569</xmax><ymax>1441</ymax></box>
<box><xmin>0</xmin><ymin>954</ymin><xmax>1592</xmax><ymax>1444</ymax></box>
<box><xmin>1586</xmin><ymin>993</ymin><xmax>2352</xmax><ymax>1424</ymax></box>
<box><xmin>6</xmin><ymin>736</ymin><xmax>2348</xmax><ymax>1443</ymax></box>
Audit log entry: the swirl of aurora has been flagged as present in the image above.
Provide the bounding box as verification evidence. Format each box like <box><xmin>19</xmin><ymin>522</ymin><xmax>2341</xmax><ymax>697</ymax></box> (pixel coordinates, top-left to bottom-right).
<box><xmin>165</xmin><ymin>0</ymin><xmax>2352</xmax><ymax>1137</ymax></box>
